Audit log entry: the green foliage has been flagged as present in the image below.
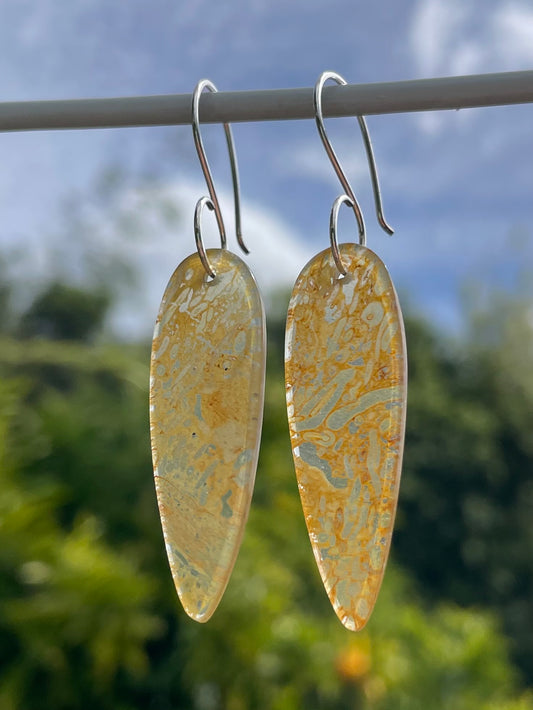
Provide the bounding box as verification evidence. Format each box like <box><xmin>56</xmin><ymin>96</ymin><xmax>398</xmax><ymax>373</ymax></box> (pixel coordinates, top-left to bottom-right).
<box><xmin>0</xmin><ymin>378</ymin><xmax>162</xmax><ymax>710</ymax></box>
<box><xmin>0</xmin><ymin>276</ymin><xmax>533</xmax><ymax>708</ymax></box>
<box><xmin>18</xmin><ymin>282</ymin><xmax>111</xmax><ymax>342</ymax></box>
<box><xmin>178</xmin><ymin>542</ymin><xmax>526</xmax><ymax>710</ymax></box>
<box><xmin>395</xmin><ymin>307</ymin><xmax>533</xmax><ymax>678</ymax></box>
<box><xmin>0</xmin><ymin>256</ymin><xmax>13</xmax><ymax>334</ymax></box>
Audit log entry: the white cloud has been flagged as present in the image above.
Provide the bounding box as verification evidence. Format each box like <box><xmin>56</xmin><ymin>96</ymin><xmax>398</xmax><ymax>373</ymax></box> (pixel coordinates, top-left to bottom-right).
<box><xmin>280</xmin><ymin>140</ymin><xmax>370</xmax><ymax>191</ymax></box>
<box><xmin>491</xmin><ymin>3</ymin><xmax>533</xmax><ymax>66</ymax></box>
<box><xmin>415</xmin><ymin>111</ymin><xmax>447</xmax><ymax>136</ymax></box>
<box><xmin>408</xmin><ymin>0</ymin><xmax>533</xmax><ymax>134</ymax></box>
<box><xmin>410</xmin><ymin>0</ymin><xmax>467</xmax><ymax>76</ymax></box>
<box><xmin>449</xmin><ymin>42</ymin><xmax>484</xmax><ymax>77</ymax></box>
<box><xmin>103</xmin><ymin>180</ymin><xmax>314</xmax><ymax>338</ymax></box>
<box><xmin>410</xmin><ymin>0</ymin><xmax>533</xmax><ymax>75</ymax></box>
<box><xmin>2</xmin><ymin>175</ymin><xmax>314</xmax><ymax>338</ymax></box>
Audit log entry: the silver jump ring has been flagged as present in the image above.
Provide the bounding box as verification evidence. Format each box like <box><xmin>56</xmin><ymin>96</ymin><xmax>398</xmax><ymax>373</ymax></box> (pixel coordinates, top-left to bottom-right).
<box><xmin>329</xmin><ymin>194</ymin><xmax>366</xmax><ymax>276</ymax></box>
<box><xmin>194</xmin><ymin>196</ymin><xmax>219</xmax><ymax>279</ymax></box>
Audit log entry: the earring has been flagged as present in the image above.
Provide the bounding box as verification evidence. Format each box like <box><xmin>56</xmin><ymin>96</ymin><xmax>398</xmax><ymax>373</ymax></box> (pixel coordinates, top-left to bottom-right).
<box><xmin>285</xmin><ymin>71</ymin><xmax>407</xmax><ymax>631</ymax></box>
<box><xmin>150</xmin><ymin>80</ymin><xmax>266</xmax><ymax>623</ymax></box>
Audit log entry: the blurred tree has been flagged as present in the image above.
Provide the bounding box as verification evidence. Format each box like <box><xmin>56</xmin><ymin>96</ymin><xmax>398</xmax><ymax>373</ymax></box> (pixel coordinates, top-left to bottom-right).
<box><xmin>18</xmin><ymin>282</ymin><xmax>111</xmax><ymax>342</ymax></box>
<box><xmin>394</xmin><ymin>302</ymin><xmax>533</xmax><ymax>680</ymax></box>
<box><xmin>1</xmin><ymin>305</ymin><xmax>531</xmax><ymax>709</ymax></box>
<box><xmin>0</xmin><ymin>260</ymin><xmax>11</xmax><ymax>333</ymax></box>
<box><xmin>0</xmin><ymin>377</ymin><xmax>163</xmax><ymax>710</ymax></box>
<box><xmin>1</xmin><ymin>259</ymin><xmax>533</xmax><ymax>706</ymax></box>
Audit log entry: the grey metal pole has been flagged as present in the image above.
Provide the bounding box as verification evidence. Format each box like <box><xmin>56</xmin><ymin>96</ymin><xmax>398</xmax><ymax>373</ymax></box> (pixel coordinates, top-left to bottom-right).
<box><xmin>0</xmin><ymin>70</ymin><xmax>532</xmax><ymax>132</ymax></box>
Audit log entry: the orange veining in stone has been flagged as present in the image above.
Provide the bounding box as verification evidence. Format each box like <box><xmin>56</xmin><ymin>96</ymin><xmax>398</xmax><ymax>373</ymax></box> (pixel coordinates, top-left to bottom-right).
<box><xmin>150</xmin><ymin>249</ymin><xmax>265</xmax><ymax>622</ymax></box>
<box><xmin>285</xmin><ymin>243</ymin><xmax>407</xmax><ymax>631</ymax></box>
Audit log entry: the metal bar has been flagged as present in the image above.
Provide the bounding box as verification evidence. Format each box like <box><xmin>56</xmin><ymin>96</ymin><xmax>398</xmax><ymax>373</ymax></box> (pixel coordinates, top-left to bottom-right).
<box><xmin>1</xmin><ymin>70</ymin><xmax>532</xmax><ymax>132</ymax></box>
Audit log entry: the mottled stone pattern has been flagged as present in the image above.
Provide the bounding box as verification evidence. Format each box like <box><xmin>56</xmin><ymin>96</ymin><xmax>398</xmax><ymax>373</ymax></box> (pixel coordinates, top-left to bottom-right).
<box><xmin>285</xmin><ymin>243</ymin><xmax>407</xmax><ymax>631</ymax></box>
<box><xmin>150</xmin><ymin>249</ymin><xmax>266</xmax><ymax>622</ymax></box>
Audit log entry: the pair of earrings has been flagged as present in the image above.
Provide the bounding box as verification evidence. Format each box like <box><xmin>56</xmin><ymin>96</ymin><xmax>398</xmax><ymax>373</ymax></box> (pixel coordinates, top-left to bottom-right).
<box><xmin>149</xmin><ymin>73</ymin><xmax>407</xmax><ymax>632</ymax></box>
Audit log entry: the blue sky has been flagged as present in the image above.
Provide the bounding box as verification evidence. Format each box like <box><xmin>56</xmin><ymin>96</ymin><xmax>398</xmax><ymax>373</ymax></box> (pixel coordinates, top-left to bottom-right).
<box><xmin>0</xmin><ymin>0</ymin><xmax>532</xmax><ymax>337</ymax></box>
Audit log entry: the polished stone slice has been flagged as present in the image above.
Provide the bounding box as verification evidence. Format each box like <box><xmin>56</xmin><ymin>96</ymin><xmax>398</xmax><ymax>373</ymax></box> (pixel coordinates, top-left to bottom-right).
<box><xmin>285</xmin><ymin>243</ymin><xmax>407</xmax><ymax>631</ymax></box>
<box><xmin>150</xmin><ymin>249</ymin><xmax>265</xmax><ymax>622</ymax></box>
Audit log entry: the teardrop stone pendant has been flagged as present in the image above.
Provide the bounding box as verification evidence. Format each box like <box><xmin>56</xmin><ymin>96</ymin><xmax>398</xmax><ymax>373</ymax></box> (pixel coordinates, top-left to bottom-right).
<box><xmin>285</xmin><ymin>243</ymin><xmax>407</xmax><ymax>631</ymax></box>
<box><xmin>150</xmin><ymin>249</ymin><xmax>266</xmax><ymax>622</ymax></box>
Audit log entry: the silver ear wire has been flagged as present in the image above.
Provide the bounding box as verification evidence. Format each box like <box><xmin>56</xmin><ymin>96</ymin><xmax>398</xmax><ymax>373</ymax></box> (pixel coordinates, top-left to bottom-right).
<box><xmin>192</xmin><ymin>79</ymin><xmax>249</xmax><ymax>273</ymax></box>
<box><xmin>314</xmin><ymin>71</ymin><xmax>394</xmax><ymax>239</ymax></box>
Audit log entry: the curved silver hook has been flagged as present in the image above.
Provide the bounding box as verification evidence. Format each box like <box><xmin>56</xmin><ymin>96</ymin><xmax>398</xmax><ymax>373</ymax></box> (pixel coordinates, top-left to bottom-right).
<box><xmin>192</xmin><ymin>79</ymin><xmax>249</xmax><ymax>255</ymax></box>
<box><xmin>314</xmin><ymin>71</ymin><xmax>394</xmax><ymax>237</ymax></box>
<box><xmin>194</xmin><ymin>196</ymin><xmax>220</xmax><ymax>279</ymax></box>
<box><xmin>330</xmin><ymin>195</ymin><xmax>366</xmax><ymax>276</ymax></box>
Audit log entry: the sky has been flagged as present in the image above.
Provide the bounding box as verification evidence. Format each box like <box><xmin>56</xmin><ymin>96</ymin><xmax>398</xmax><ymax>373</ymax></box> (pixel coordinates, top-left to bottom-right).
<box><xmin>0</xmin><ymin>0</ymin><xmax>532</xmax><ymax>338</ymax></box>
